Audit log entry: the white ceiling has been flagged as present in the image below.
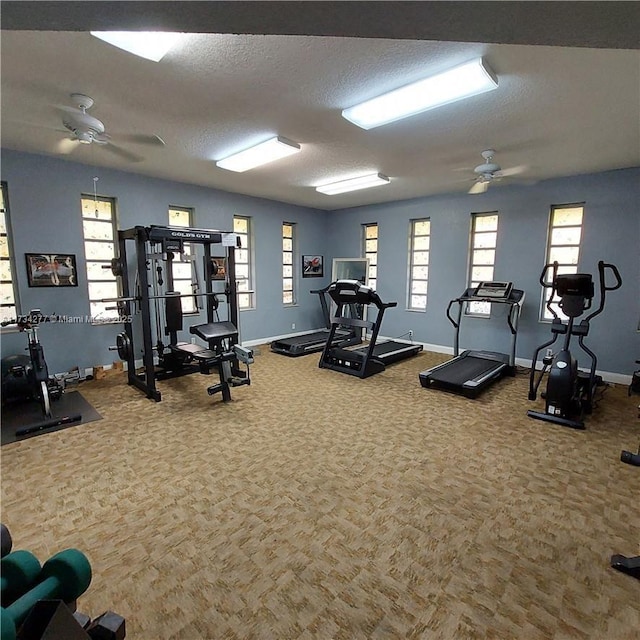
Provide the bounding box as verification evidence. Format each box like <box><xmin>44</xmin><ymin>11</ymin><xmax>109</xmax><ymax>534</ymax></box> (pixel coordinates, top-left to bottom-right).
<box><xmin>1</xmin><ymin>13</ymin><xmax>639</xmax><ymax>210</ymax></box>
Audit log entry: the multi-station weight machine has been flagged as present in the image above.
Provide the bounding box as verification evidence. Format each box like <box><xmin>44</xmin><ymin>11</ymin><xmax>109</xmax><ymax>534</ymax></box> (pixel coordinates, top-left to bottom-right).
<box><xmin>105</xmin><ymin>225</ymin><xmax>253</xmax><ymax>403</ymax></box>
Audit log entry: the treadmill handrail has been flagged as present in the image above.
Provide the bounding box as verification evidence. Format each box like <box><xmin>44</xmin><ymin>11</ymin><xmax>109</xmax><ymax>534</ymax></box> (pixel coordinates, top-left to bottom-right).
<box><xmin>446</xmin><ymin>298</ymin><xmax>460</xmax><ymax>329</ymax></box>
<box><xmin>446</xmin><ymin>287</ymin><xmax>525</xmax><ymax>364</ymax></box>
<box><xmin>446</xmin><ymin>289</ymin><xmax>524</xmax><ymax>329</ymax></box>
<box><xmin>452</xmin><ymin>288</ymin><xmax>525</xmax><ymax>305</ymax></box>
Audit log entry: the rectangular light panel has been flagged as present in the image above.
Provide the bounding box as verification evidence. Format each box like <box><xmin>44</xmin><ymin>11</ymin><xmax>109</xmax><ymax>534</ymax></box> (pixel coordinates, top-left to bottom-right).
<box><xmin>342</xmin><ymin>58</ymin><xmax>498</xmax><ymax>130</ymax></box>
<box><xmin>90</xmin><ymin>32</ymin><xmax>185</xmax><ymax>62</ymax></box>
<box><xmin>316</xmin><ymin>173</ymin><xmax>390</xmax><ymax>195</ymax></box>
<box><xmin>216</xmin><ymin>137</ymin><xmax>301</xmax><ymax>172</ymax></box>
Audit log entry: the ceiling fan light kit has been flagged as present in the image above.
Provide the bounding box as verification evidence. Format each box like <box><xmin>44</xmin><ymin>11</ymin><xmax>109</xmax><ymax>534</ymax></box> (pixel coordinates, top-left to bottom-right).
<box><xmin>215</xmin><ymin>136</ymin><xmax>301</xmax><ymax>173</ymax></box>
<box><xmin>55</xmin><ymin>93</ymin><xmax>165</xmax><ymax>162</ymax></box>
<box><xmin>467</xmin><ymin>149</ymin><xmax>526</xmax><ymax>194</ymax></box>
<box><xmin>341</xmin><ymin>57</ymin><xmax>498</xmax><ymax>130</ymax></box>
<box><xmin>316</xmin><ymin>173</ymin><xmax>390</xmax><ymax>195</ymax></box>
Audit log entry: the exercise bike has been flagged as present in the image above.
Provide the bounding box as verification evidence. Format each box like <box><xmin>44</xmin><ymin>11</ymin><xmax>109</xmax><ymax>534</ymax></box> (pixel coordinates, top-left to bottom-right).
<box><xmin>527</xmin><ymin>261</ymin><xmax>622</xmax><ymax>430</ymax></box>
<box><xmin>1</xmin><ymin>310</ymin><xmax>62</xmax><ymax>418</ymax></box>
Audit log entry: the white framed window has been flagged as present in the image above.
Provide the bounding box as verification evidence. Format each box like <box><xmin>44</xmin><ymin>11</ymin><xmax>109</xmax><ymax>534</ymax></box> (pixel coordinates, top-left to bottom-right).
<box><xmin>467</xmin><ymin>212</ymin><xmax>499</xmax><ymax>315</ymax></box>
<box><xmin>542</xmin><ymin>204</ymin><xmax>584</xmax><ymax>320</ymax></box>
<box><xmin>363</xmin><ymin>223</ymin><xmax>378</xmax><ymax>290</ymax></box>
<box><xmin>408</xmin><ymin>219</ymin><xmax>430</xmax><ymax>311</ymax></box>
<box><xmin>81</xmin><ymin>194</ymin><xmax>120</xmax><ymax>323</ymax></box>
<box><xmin>168</xmin><ymin>206</ymin><xmax>197</xmax><ymax>314</ymax></box>
<box><xmin>233</xmin><ymin>215</ymin><xmax>254</xmax><ymax>310</ymax></box>
<box><xmin>0</xmin><ymin>182</ymin><xmax>18</xmax><ymax>323</ymax></box>
<box><xmin>282</xmin><ymin>222</ymin><xmax>296</xmax><ymax>305</ymax></box>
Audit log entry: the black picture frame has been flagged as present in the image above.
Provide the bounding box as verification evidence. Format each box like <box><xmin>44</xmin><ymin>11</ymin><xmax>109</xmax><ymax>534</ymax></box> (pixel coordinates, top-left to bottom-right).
<box><xmin>209</xmin><ymin>257</ymin><xmax>227</xmax><ymax>281</ymax></box>
<box><xmin>25</xmin><ymin>253</ymin><xmax>78</xmax><ymax>287</ymax></box>
<box><xmin>302</xmin><ymin>255</ymin><xmax>323</xmax><ymax>278</ymax></box>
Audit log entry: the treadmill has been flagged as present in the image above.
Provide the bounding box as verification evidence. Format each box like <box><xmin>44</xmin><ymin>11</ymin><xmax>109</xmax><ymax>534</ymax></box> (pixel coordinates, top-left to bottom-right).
<box><xmin>319</xmin><ymin>280</ymin><xmax>422</xmax><ymax>378</ymax></box>
<box><xmin>270</xmin><ymin>284</ymin><xmax>362</xmax><ymax>356</ymax></box>
<box><xmin>346</xmin><ymin>336</ymin><xmax>423</xmax><ymax>367</ymax></box>
<box><xmin>419</xmin><ymin>282</ymin><xmax>524</xmax><ymax>398</ymax></box>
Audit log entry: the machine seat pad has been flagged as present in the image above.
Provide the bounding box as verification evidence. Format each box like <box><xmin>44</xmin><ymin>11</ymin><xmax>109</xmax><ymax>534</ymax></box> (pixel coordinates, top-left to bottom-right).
<box><xmin>190</xmin><ymin>321</ymin><xmax>238</xmax><ymax>342</ymax></box>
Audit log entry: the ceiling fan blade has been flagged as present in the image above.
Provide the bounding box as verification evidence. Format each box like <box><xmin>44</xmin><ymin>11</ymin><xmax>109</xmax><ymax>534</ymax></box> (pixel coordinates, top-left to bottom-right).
<box><xmin>57</xmin><ymin>138</ymin><xmax>81</xmax><ymax>154</ymax></box>
<box><xmin>116</xmin><ymin>133</ymin><xmax>165</xmax><ymax>147</ymax></box>
<box><xmin>469</xmin><ymin>180</ymin><xmax>489</xmax><ymax>195</ymax></box>
<box><xmin>495</xmin><ymin>164</ymin><xmax>528</xmax><ymax>178</ymax></box>
<box><xmin>102</xmin><ymin>143</ymin><xmax>144</xmax><ymax>163</ymax></box>
<box><xmin>54</xmin><ymin>104</ymin><xmax>84</xmax><ymax>116</ymax></box>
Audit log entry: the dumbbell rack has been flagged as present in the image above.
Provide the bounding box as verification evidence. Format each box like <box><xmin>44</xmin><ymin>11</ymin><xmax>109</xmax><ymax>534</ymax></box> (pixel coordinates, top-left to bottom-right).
<box><xmin>0</xmin><ymin>523</ymin><xmax>126</xmax><ymax>639</ymax></box>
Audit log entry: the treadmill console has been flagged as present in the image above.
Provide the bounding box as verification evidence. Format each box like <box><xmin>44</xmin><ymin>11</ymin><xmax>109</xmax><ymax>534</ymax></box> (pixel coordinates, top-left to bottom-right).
<box><xmin>474</xmin><ymin>281</ymin><xmax>513</xmax><ymax>299</ymax></box>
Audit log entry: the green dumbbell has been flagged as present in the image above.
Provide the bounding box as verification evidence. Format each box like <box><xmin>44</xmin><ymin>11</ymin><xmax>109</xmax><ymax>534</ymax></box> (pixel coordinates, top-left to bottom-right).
<box><xmin>0</xmin><ymin>548</ymin><xmax>92</xmax><ymax>640</ymax></box>
<box><xmin>0</xmin><ymin>550</ymin><xmax>42</xmax><ymax>603</ymax></box>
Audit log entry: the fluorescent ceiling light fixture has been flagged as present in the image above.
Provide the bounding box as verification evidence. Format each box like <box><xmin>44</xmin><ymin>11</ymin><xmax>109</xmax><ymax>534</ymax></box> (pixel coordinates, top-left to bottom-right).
<box><xmin>216</xmin><ymin>137</ymin><xmax>301</xmax><ymax>172</ymax></box>
<box><xmin>342</xmin><ymin>57</ymin><xmax>498</xmax><ymax>130</ymax></box>
<box><xmin>90</xmin><ymin>31</ymin><xmax>185</xmax><ymax>62</ymax></box>
<box><xmin>316</xmin><ymin>173</ymin><xmax>390</xmax><ymax>195</ymax></box>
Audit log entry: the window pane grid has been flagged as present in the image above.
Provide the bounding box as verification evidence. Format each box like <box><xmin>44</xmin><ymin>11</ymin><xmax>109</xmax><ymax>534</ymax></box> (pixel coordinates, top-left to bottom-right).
<box><xmin>234</xmin><ymin>216</ymin><xmax>254</xmax><ymax>309</ymax></box>
<box><xmin>363</xmin><ymin>223</ymin><xmax>378</xmax><ymax>290</ymax></box>
<box><xmin>408</xmin><ymin>219</ymin><xmax>430</xmax><ymax>310</ymax></box>
<box><xmin>168</xmin><ymin>207</ymin><xmax>196</xmax><ymax>313</ymax></box>
<box><xmin>81</xmin><ymin>195</ymin><xmax>120</xmax><ymax>323</ymax></box>
<box><xmin>542</xmin><ymin>204</ymin><xmax>584</xmax><ymax>320</ymax></box>
<box><xmin>467</xmin><ymin>212</ymin><xmax>499</xmax><ymax>316</ymax></box>
<box><xmin>282</xmin><ymin>222</ymin><xmax>296</xmax><ymax>305</ymax></box>
<box><xmin>0</xmin><ymin>184</ymin><xmax>17</xmax><ymax>323</ymax></box>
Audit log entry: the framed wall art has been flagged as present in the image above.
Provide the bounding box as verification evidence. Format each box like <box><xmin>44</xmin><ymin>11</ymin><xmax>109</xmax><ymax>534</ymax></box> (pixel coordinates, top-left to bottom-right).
<box><xmin>302</xmin><ymin>255</ymin><xmax>323</xmax><ymax>278</ymax></box>
<box><xmin>25</xmin><ymin>253</ymin><xmax>78</xmax><ymax>287</ymax></box>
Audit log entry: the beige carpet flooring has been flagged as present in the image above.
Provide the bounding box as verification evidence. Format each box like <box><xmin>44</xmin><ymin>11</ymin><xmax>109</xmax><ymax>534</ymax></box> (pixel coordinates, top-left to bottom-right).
<box><xmin>1</xmin><ymin>348</ymin><xmax>639</xmax><ymax>639</ymax></box>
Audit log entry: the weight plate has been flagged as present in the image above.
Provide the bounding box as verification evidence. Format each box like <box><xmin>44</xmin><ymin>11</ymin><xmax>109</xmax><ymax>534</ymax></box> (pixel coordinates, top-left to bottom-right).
<box><xmin>116</xmin><ymin>332</ymin><xmax>132</xmax><ymax>361</ymax></box>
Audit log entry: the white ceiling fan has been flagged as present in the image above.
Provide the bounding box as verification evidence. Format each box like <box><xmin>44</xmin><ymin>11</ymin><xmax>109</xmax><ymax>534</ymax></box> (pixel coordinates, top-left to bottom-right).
<box><xmin>55</xmin><ymin>93</ymin><xmax>165</xmax><ymax>162</ymax></box>
<box><xmin>468</xmin><ymin>149</ymin><xmax>527</xmax><ymax>194</ymax></box>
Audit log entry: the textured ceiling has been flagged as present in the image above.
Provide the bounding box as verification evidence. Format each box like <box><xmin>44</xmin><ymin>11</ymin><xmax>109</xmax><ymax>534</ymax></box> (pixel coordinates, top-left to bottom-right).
<box><xmin>1</xmin><ymin>3</ymin><xmax>639</xmax><ymax>211</ymax></box>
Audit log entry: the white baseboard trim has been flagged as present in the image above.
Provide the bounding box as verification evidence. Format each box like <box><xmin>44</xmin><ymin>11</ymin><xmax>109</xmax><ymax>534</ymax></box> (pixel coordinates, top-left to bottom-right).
<box><xmin>406</xmin><ymin>339</ymin><xmax>632</xmax><ymax>386</ymax></box>
<box><xmin>84</xmin><ymin>334</ymin><xmax>631</xmax><ymax>387</ymax></box>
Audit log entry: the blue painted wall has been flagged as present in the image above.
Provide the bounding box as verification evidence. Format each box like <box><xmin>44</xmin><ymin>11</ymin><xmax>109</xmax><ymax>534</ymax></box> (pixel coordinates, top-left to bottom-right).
<box><xmin>1</xmin><ymin>148</ymin><xmax>638</xmax><ymax>376</ymax></box>
<box><xmin>326</xmin><ymin>167</ymin><xmax>640</xmax><ymax>375</ymax></box>
<box><xmin>0</xmin><ymin>149</ymin><xmax>329</xmax><ymax>373</ymax></box>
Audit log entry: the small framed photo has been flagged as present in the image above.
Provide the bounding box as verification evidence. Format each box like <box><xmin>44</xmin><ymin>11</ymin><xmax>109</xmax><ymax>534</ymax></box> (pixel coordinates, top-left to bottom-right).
<box><xmin>25</xmin><ymin>253</ymin><xmax>78</xmax><ymax>287</ymax></box>
<box><xmin>302</xmin><ymin>255</ymin><xmax>323</xmax><ymax>278</ymax></box>
<box><xmin>209</xmin><ymin>257</ymin><xmax>227</xmax><ymax>280</ymax></box>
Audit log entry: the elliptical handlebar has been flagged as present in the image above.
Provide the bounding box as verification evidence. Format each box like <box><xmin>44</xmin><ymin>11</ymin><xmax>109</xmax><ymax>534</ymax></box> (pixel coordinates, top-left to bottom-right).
<box><xmin>600</xmin><ymin>261</ymin><xmax>622</xmax><ymax>291</ymax></box>
<box><xmin>539</xmin><ymin>262</ymin><xmax>559</xmax><ymax>289</ymax></box>
<box><xmin>540</xmin><ymin>262</ymin><xmax>560</xmax><ymax>320</ymax></box>
<box><xmin>583</xmin><ymin>261</ymin><xmax>623</xmax><ymax>323</ymax></box>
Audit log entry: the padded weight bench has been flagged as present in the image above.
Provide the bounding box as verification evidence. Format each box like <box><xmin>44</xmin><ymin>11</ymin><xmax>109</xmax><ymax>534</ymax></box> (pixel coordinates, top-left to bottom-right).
<box><xmin>177</xmin><ymin>321</ymin><xmax>253</xmax><ymax>402</ymax></box>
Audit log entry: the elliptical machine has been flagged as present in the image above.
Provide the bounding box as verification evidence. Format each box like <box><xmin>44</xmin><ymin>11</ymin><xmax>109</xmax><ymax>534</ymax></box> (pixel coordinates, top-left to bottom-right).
<box><xmin>527</xmin><ymin>261</ymin><xmax>622</xmax><ymax>430</ymax></box>
<box><xmin>1</xmin><ymin>310</ymin><xmax>62</xmax><ymax>418</ymax></box>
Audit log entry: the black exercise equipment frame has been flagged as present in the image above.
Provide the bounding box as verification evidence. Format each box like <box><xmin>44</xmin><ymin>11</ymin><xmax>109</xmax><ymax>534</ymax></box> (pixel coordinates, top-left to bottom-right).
<box><xmin>270</xmin><ymin>283</ymin><xmax>363</xmax><ymax>357</ymax></box>
<box><xmin>1</xmin><ymin>310</ymin><xmax>64</xmax><ymax>419</ymax></box>
<box><xmin>115</xmin><ymin>225</ymin><xmax>242</xmax><ymax>402</ymax></box>
<box><xmin>527</xmin><ymin>261</ymin><xmax>621</xmax><ymax>430</ymax></box>
<box><xmin>419</xmin><ymin>284</ymin><xmax>524</xmax><ymax>398</ymax></box>
<box><xmin>318</xmin><ymin>280</ymin><xmax>399</xmax><ymax>379</ymax></box>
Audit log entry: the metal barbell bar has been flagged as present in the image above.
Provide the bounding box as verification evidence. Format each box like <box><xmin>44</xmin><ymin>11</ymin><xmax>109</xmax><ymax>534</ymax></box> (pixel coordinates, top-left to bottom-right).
<box><xmin>100</xmin><ymin>291</ymin><xmax>223</xmax><ymax>303</ymax></box>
